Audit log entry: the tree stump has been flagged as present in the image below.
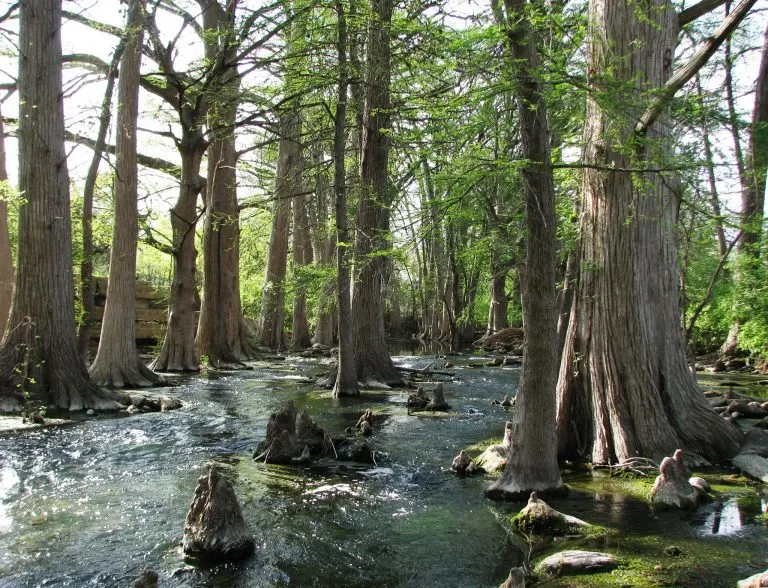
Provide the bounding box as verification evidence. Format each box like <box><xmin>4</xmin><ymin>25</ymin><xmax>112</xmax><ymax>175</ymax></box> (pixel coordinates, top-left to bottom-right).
<box><xmin>513</xmin><ymin>492</ymin><xmax>588</xmax><ymax>534</ymax></box>
<box><xmin>452</xmin><ymin>449</ymin><xmax>472</xmax><ymax>474</ymax></box>
<box><xmin>426</xmin><ymin>383</ymin><xmax>450</xmax><ymax>411</ymax></box>
<box><xmin>407</xmin><ymin>386</ymin><xmax>429</xmax><ymax>409</ymax></box>
<box><xmin>134</xmin><ymin>568</ymin><xmax>158</xmax><ymax>588</ymax></box>
<box><xmin>651</xmin><ymin>450</ymin><xmax>699</xmax><ymax>509</ymax></box>
<box><xmin>499</xmin><ymin>567</ymin><xmax>525</xmax><ymax>587</ymax></box>
<box><xmin>296</xmin><ymin>409</ymin><xmax>327</xmax><ymax>453</ymax></box>
<box><xmin>182</xmin><ymin>466</ymin><xmax>254</xmax><ymax>561</ymax></box>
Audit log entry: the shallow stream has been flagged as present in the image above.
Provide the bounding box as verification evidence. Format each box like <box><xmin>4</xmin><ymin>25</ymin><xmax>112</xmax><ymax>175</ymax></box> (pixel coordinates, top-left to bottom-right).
<box><xmin>0</xmin><ymin>347</ymin><xmax>766</xmax><ymax>587</ymax></box>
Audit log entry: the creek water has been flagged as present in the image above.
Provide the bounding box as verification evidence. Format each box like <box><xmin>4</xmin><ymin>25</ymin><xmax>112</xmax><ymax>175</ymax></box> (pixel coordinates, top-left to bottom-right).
<box><xmin>0</xmin><ymin>346</ymin><xmax>766</xmax><ymax>587</ymax></box>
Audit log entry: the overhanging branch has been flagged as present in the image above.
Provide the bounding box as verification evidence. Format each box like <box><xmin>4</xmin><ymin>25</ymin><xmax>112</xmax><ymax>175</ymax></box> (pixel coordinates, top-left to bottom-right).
<box><xmin>636</xmin><ymin>0</ymin><xmax>757</xmax><ymax>135</ymax></box>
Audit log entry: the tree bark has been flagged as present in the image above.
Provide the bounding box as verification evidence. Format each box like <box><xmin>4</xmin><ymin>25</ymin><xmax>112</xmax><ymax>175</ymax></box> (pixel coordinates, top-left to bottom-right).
<box><xmin>196</xmin><ymin>0</ymin><xmax>257</xmax><ymax>366</ymax></box>
<box><xmin>76</xmin><ymin>37</ymin><xmax>126</xmax><ymax>363</ymax></box>
<box><xmin>152</xmin><ymin>144</ymin><xmax>205</xmax><ymax>372</ymax></box>
<box><xmin>0</xmin><ymin>107</ymin><xmax>13</xmax><ymax>336</ymax></box>
<box><xmin>486</xmin><ymin>0</ymin><xmax>564</xmax><ymax>500</ymax></box>
<box><xmin>0</xmin><ymin>0</ymin><xmax>121</xmax><ymax>411</ymax></box>
<box><xmin>257</xmin><ymin>106</ymin><xmax>298</xmax><ymax>350</ymax></box>
<box><xmin>333</xmin><ymin>0</ymin><xmax>359</xmax><ymax>398</ymax></box>
<box><xmin>89</xmin><ymin>0</ymin><xmax>161</xmax><ymax>388</ymax></box>
<box><xmin>290</xmin><ymin>185</ymin><xmax>313</xmax><ymax>350</ymax></box>
<box><xmin>352</xmin><ymin>0</ymin><xmax>402</xmax><ymax>386</ymax></box>
<box><xmin>556</xmin><ymin>0</ymin><xmax>742</xmax><ymax>465</ymax></box>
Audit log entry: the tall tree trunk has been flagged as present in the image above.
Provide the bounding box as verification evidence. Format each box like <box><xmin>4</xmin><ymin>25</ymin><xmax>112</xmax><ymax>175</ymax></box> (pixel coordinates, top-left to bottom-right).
<box><xmin>333</xmin><ymin>0</ymin><xmax>359</xmax><ymax>397</ymax></box>
<box><xmin>556</xmin><ymin>0</ymin><xmax>742</xmax><ymax>465</ymax></box>
<box><xmin>196</xmin><ymin>0</ymin><xmax>256</xmax><ymax>366</ymax></box>
<box><xmin>152</xmin><ymin>143</ymin><xmax>205</xmax><ymax>372</ymax></box>
<box><xmin>290</xmin><ymin>187</ymin><xmax>313</xmax><ymax>349</ymax></box>
<box><xmin>0</xmin><ymin>108</ymin><xmax>13</xmax><ymax>336</ymax></box>
<box><xmin>76</xmin><ymin>38</ymin><xmax>126</xmax><ymax>363</ymax></box>
<box><xmin>307</xmin><ymin>147</ymin><xmax>336</xmax><ymax>347</ymax></box>
<box><xmin>486</xmin><ymin>0</ymin><xmax>563</xmax><ymax>500</ymax></box>
<box><xmin>0</xmin><ymin>0</ymin><xmax>121</xmax><ymax>411</ymax></box>
<box><xmin>257</xmin><ymin>106</ymin><xmax>298</xmax><ymax>350</ymax></box>
<box><xmin>90</xmin><ymin>0</ymin><xmax>160</xmax><ymax>387</ymax></box>
<box><xmin>352</xmin><ymin>0</ymin><xmax>402</xmax><ymax>386</ymax></box>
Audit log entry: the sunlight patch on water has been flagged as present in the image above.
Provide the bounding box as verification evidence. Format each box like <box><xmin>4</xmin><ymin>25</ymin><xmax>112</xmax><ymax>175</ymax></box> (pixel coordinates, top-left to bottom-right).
<box><xmin>0</xmin><ymin>466</ymin><xmax>20</xmax><ymax>534</ymax></box>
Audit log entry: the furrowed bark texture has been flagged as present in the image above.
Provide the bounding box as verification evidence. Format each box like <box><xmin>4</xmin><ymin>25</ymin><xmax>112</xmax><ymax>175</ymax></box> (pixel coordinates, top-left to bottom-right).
<box><xmin>0</xmin><ymin>0</ymin><xmax>121</xmax><ymax>411</ymax></box>
<box><xmin>487</xmin><ymin>0</ymin><xmax>563</xmax><ymax>500</ymax></box>
<box><xmin>0</xmin><ymin>109</ymin><xmax>12</xmax><ymax>336</ymax></box>
<box><xmin>352</xmin><ymin>0</ymin><xmax>401</xmax><ymax>385</ymax></box>
<box><xmin>333</xmin><ymin>0</ymin><xmax>359</xmax><ymax>397</ymax></box>
<box><xmin>90</xmin><ymin>0</ymin><xmax>162</xmax><ymax>387</ymax></box>
<box><xmin>196</xmin><ymin>0</ymin><xmax>256</xmax><ymax>366</ymax></box>
<box><xmin>555</xmin><ymin>0</ymin><xmax>742</xmax><ymax>465</ymax></box>
<box><xmin>152</xmin><ymin>144</ymin><xmax>205</xmax><ymax>372</ymax></box>
<box><xmin>258</xmin><ymin>107</ymin><xmax>298</xmax><ymax>350</ymax></box>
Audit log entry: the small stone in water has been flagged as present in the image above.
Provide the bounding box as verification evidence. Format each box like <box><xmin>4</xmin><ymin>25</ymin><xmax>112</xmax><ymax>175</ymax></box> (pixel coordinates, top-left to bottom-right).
<box><xmin>86</xmin><ymin>409</ymin><xmax>95</xmax><ymax>416</ymax></box>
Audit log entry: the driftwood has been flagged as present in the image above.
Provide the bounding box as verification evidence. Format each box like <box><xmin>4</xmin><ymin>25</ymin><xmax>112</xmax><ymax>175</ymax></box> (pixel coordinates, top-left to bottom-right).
<box><xmin>536</xmin><ymin>550</ymin><xmax>619</xmax><ymax>577</ymax></box>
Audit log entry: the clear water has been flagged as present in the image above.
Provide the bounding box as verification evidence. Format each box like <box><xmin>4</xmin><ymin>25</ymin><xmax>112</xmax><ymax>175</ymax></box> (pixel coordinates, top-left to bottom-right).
<box><xmin>0</xmin><ymin>351</ymin><xmax>765</xmax><ymax>587</ymax></box>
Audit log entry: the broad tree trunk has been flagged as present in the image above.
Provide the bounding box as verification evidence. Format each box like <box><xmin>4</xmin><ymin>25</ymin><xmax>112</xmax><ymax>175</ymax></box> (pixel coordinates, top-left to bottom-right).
<box><xmin>76</xmin><ymin>38</ymin><xmax>126</xmax><ymax>363</ymax></box>
<box><xmin>0</xmin><ymin>0</ymin><xmax>120</xmax><ymax>411</ymax></box>
<box><xmin>333</xmin><ymin>0</ymin><xmax>359</xmax><ymax>397</ymax></box>
<box><xmin>196</xmin><ymin>0</ymin><xmax>256</xmax><ymax>366</ymax></box>
<box><xmin>486</xmin><ymin>0</ymin><xmax>563</xmax><ymax>500</ymax></box>
<box><xmin>0</xmin><ymin>109</ymin><xmax>13</xmax><ymax>336</ymax></box>
<box><xmin>257</xmin><ymin>107</ymin><xmax>298</xmax><ymax>350</ymax></box>
<box><xmin>556</xmin><ymin>0</ymin><xmax>742</xmax><ymax>465</ymax></box>
<box><xmin>352</xmin><ymin>0</ymin><xmax>401</xmax><ymax>386</ymax></box>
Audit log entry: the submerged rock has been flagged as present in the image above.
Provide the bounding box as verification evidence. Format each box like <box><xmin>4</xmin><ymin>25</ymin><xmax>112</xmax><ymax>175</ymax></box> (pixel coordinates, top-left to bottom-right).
<box><xmin>535</xmin><ymin>550</ymin><xmax>619</xmax><ymax>577</ymax></box>
<box><xmin>182</xmin><ymin>466</ymin><xmax>253</xmax><ymax>561</ymax></box>
<box><xmin>499</xmin><ymin>567</ymin><xmax>525</xmax><ymax>587</ymax></box>
<box><xmin>651</xmin><ymin>450</ymin><xmax>699</xmax><ymax>509</ymax></box>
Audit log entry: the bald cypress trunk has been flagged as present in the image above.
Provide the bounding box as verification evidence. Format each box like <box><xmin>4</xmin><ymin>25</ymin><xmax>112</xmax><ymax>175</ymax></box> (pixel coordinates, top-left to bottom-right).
<box><xmin>352</xmin><ymin>0</ymin><xmax>402</xmax><ymax>386</ymax></box>
<box><xmin>555</xmin><ymin>0</ymin><xmax>741</xmax><ymax>465</ymax></box>
<box><xmin>196</xmin><ymin>0</ymin><xmax>256</xmax><ymax>366</ymax></box>
<box><xmin>0</xmin><ymin>109</ymin><xmax>12</xmax><ymax>336</ymax></box>
<box><xmin>0</xmin><ymin>0</ymin><xmax>121</xmax><ymax>411</ymax></box>
<box><xmin>90</xmin><ymin>0</ymin><xmax>162</xmax><ymax>387</ymax></box>
<box><xmin>486</xmin><ymin>0</ymin><xmax>563</xmax><ymax>500</ymax></box>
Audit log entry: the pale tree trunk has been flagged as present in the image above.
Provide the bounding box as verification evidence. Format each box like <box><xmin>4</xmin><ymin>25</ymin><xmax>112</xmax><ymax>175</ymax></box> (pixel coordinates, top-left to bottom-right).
<box><xmin>352</xmin><ymin>0</ymin><xmax>402</xmax><ymax>385</ymax></box>
<box><xmin>556</xmin><ymin>0</ymin><xmax>742</xmax><ymax>465</ymax></box>
<box><xmin>333</xmin><ymin>0</ymin><xmax>359</xmax><ymax>397</ymax></box>
<box><xmin>0</xmin><ymin>0</ymin><xmax>121</xmax><ymax>411</ymax></box>
<box><xmin>0</xmin><ymin>109</ymin><xmax>13</xmax><ymax>336</ymax></box>
<box><xmin>486</xmin><ymin>0</ymin><xmax>563</xmax><ymax>500</ymax></box>
<box><xmin>151</xmin><ymin>145</ymin><xmax>204</xmax><ymax>372</ymax></box>
<box><xmin>76</xmin><ymin>38</ymin><xmax>126</xmax><ymax>363</ymax></box>
<box><xmin>196</xmin><ymin>0</ymin><xmax>256</xmax><ymax>366</ymax></box>
<box><xmin>89</xmin><ymin>0</ymin><xmax>161</xmax><ymax>387</ymax></box>
<box><xmin>258</xmin><ymin>106</ymin><xmax>298</xmax><ymax>350</ymax></box>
